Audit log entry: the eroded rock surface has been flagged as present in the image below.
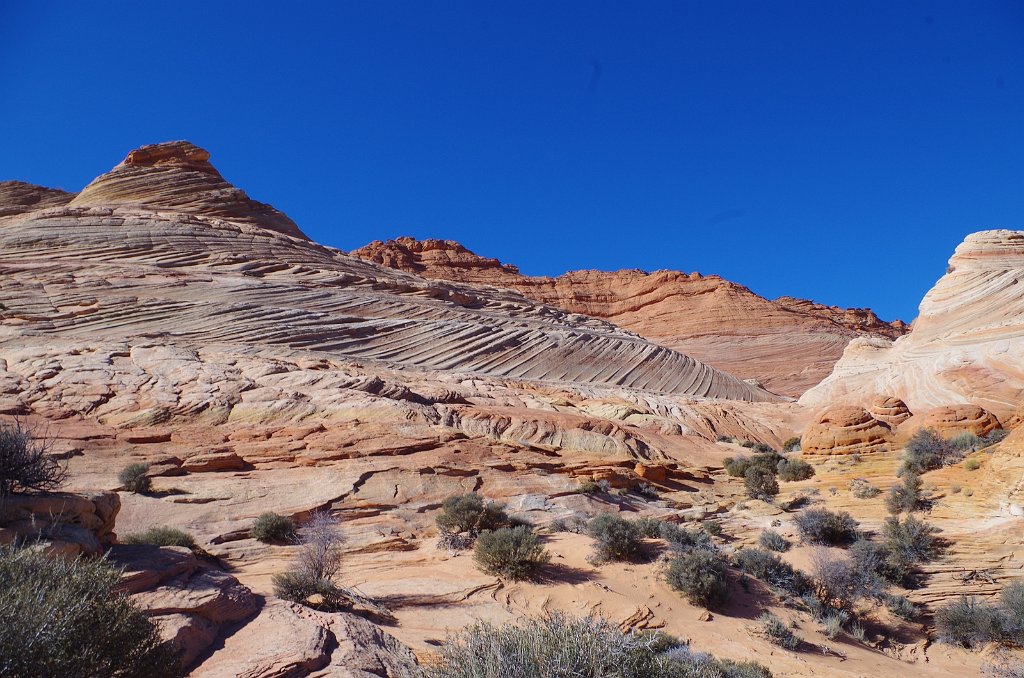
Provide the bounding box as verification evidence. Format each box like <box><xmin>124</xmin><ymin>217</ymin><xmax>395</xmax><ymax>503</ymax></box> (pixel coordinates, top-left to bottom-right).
<box><xmin>801</xmin><ymin>405</ymin><xmax>892</xmax><ymax>455</ymax></box>
<box><xmin>352</xmin><ymin>237</ymin><xmax>907</xmax><ymax>396</ymax></box>
<box><xmin>803</xmin><ymin>230</ymin><xmax>1024</xmax><ymax>419</ymax></box>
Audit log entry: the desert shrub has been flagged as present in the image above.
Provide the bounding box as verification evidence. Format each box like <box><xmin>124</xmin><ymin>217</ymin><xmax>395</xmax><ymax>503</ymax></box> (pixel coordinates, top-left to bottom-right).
<box><xmin>885</xmin><ymin>472</ymin><xmax>924</xmax><ymax>514</ymax></box>
<box><xmin>0</xmin><ymin>421</ymin><xmax>66</xmax><ymax>497</ymax></box>
<box><xmin>587</xmin><ymin>513</ymin><xmax>645</xmax><ymax>562</ymax></box>
<box><xmin>782</xmin><ymin>436</ymin><xmax>802</xmax><ymax>452</ymax></box>
<box><xmin>900</xmin><ymin>428</ymin><xmax>959</xmax><ymax>475</ymax></box>
<box><xmin>436</xmin><ymin>493</ymin><xmax>509</xmax><ymax>537</ymax></box>
<box><xmin>740</xmin><ymin>440</ymin><xmax>755</xmax><ymax>449</ymax></box>
<box><xmin>1000</xmin><ymin>581</ymin><xmax>1024</xmax><ymax>639</ymax></box>
<box><xmin>758</xmin><ymin>529</ymin><xmax>790</xmax><ymax>553</ymax></box>
<box><xmin>964</xmin><ymin>487</ymin><xmax>975</xmax><ymax>497</ymax></box>
<box><xmin>426</xmin><ymin>612</ymin><xmax>772</xmax><ymax>678</ymax></box>
<box><xmin>935</xmin><ymin>596</ymin><xmax>1007</xmax><ymax>648</ymax></box>
<box><xmin>550</xmin><ymin>515</ymin><xmax>588</xmax><ymax>534</ymax></box>
<box><xmin>758</xmin><ymin>612</ymin><xmax>800</xmax><ymax>650</ymax></box>
<box><xmin>744</xmin><ymin>466</ymin><xmax>779</xmax><ymax>501</ymax></box>
<box><xmin>473</xmin><ymin>526</ymin><xmax>550</xmax><ymax>580</ymax></box>
<box><xmin>251</xmin><ymin>512</ymin><xmax>297</xmax><ymax>543</ymax></box>
<box><xmin>733</xmin><ymin>548</ymin><xmax>809</xmax><ymax>596</ymax></box>
<box><xmin>965</xmin><ymin>458</ymin><xmax>982</xmax><ymax>471</ymax></box>
<box><xmin>578</xmin><ymin>480</ymin><xmax>611</xmax><ymax>494</ymax></box>
<box><xmin>777</xmin><ymin>458</ymin><xmax>814</xmax><ymax>482</ymax></box>
<box><xmin>849</xmin><ymin>478</ymin><xmax>881</xmax><ymax>499</ymax></box>
<box><xmin>658</xmin><ymin>522</ymin><xmax>715</xmax><ymax>553</ymax></box>
<box><xmin>665</xmin><ymin>549</ymin><xmax>730</xmax><ymax>609</ymax></box>
<box><xmin>950</xmin><ymin>432</ymin><xmax>983</xmax><ymax>453</ymax></box>
<box><xmin>0</xmin><ymin>544</ymin><xmax>180</xmax><ymax>677</ymax></box>
<box><xmin>794</xmin><ymin>509</ymin><xmax>859</xmax><ymax>546</ymax></box>
<box><xmin>272</xmin><ymin>510</ymin><xmax>346</xmax><ymax>608</ymax></box>
<box><xmin>983</xmin><ymin>429</ymin><xmax>1011</xmax><ymax>446</ymax></box>
<box><xmin>122</xmin><ymin>526</ymin><xmax>197</xmax><ymax>550</ymax></box>
<box><xmin>882</xmin><ymin>515</ymin><xmax>940</xmax><ymax>572</ymax></box>
<box><xmin>885</xmin><ymin>593</ymin><xmax>919</xmax><ymax>621</ymax></box>
<box><xmin>716</xmin><ymin>434</ymin><xmax>735</xmax><ymax>443</ymax></box>
<box><xmin>723</xmin><ymin>456</ymin><xmax>748</xmax><ymax>477</ymax></box>
<box><xmin>982</xmin><ymin>650</ymin><xmax>1024</xmax><ymax>678</ymax></box>
<box><xmin>635</xmin><ymin>483</ymin><xmax>660</xmax><ymax>499</ymax></box>
<box><xmin>118</xmin><ymin>462</ymin><xmax>152</xmax><ymax>495</ymax></box>
<box><xmin>703</xmin><ymin>519</ymin><xmax>724</xmax><ymax>537</ymax></box>
<box><xmin>809</xmin><ymin>549</ymin><xmax>877</xmax><ymax>612</ymax></box>
<box><xmin>951</xmin><ymin>483</ymin><xmax>963</xmax><ymax>493</ymax></box>
<box><xmin>822</xmin><ymin>612</ymin><xmax>846</xmax><ymax>639</ymax></box>
<box><xmin>634</xmin><ymin>517</ymin><xmax>664</xmax><ymax>538</ymax></box>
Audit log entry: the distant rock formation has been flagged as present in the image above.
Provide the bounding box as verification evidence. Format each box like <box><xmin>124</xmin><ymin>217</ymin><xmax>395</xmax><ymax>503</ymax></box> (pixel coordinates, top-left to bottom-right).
<box><xmin>353</xmin><ymin>237</ymin><xmax>907</xmax><ymax>396</ymax></box>
<box><xmin>801</xmin><ymin>405</ymin><xmax>893</xmax><ymax>455</ymax></box>
<box><xmin>68</xmin><ymin>141</ymin><xmax>308</xmax><ymax>239</ymax></box>
<box><xmin>802</xmin><ymin>230</ymin><xmax>1024</xmax><ymax>420</ymax></box>
<box><xmin>0</xmin><ymin>180</ymin><xmax>73</xmax><ymax>217</ymax></box>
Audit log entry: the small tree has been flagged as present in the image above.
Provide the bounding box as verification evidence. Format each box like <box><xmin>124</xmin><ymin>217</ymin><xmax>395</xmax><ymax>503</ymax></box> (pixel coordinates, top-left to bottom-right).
<box><xmin>744</xmin><ymin>466</ymin><xmax>779</xmax><ymax>501</ymax></box>
<box><xmin>0</xmin><ymin>421</ymin><xmax>66</xmax><ymax>497</ymax></box>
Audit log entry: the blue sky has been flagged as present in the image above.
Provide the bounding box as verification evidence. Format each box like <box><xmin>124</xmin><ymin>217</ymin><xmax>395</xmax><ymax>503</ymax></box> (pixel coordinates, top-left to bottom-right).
<box><xmin>2</xmin><ymin>2</ymin><xmax>1022</xmax><ymax>322</ymax></box>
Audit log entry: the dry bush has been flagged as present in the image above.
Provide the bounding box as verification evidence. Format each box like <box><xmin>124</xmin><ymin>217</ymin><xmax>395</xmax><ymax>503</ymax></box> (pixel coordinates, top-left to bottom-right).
<box><xmin>251</xmin><ymin>512</ymin><xmax>297</xmax><ymax>544</ymax></box>
<box><xmin>122</xmin><ymin>526</ymin><xmax>197</xmax><ymax>550</ymax></box>
<box><xmin>587</xmin><ymin>513</ymin><xmax>645</xmax><ymax>562</ymax></box>
<box><xmin>473</xmin><ymin>526</ymin><xmax>550</xmax><ymax>580</ymax></box>
<box><xmin>118</xmin><ymin>463</ymin><xmax>152</xmax><ymax>495</ymax></box>
<box><xmin>794</xmin><ymin>509</ymin><xmax>859</xmax><ymax>546</ymax></box>
<box><xmin>665</xmin><ymin>549</ymin><xmax>730</xmax><ymax>609</ymax></box>
<box><xmin>0</xmin><ymin>421</ymin><xmax>66</xmax><ymax>497</ymax></box>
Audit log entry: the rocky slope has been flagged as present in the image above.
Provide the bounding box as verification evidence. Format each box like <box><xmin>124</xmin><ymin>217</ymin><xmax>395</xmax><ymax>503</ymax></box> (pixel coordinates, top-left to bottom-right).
<box><xmin>353</xmin><ymin>237</ymin><xmax>907</xmax><ymax>396</ymax></box>
<box><xmin>802</xmin><ymin>230</ymin><xmax>1024</xmax><ymax>420</ymax></box>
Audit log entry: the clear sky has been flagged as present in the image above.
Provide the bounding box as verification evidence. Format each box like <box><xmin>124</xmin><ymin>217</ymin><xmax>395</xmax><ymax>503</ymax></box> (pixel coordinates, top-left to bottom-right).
<box><xmin>2</xmin><ymin>2</ymin><xmax>1022</xmax><ymax>322</ymax></box>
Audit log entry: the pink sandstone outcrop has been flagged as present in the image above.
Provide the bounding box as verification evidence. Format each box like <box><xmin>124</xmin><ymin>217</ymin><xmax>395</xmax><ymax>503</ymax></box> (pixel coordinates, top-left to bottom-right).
<box><xmin>802</xmin><ymin>230</ymin><xmax>1024</xmax><ymax>420</ymax></box>
<box><xmin>0</xmin><ymin>490</ymin><xmax>119</xmax><ymax>556</ymax></box>
<box><xmin>801</xmin><ymin>405</ymin><xmax>892</xmax><ymax>455</ymax></box>
<box><xmin>352</xmin><ymin>237</ymin><xmax>907</xmax><ymax>396</ymax></box>
<box><xmin>899</xmin><ymin>404</ymin><xmax>1001</xmax><ymax>439</ymax></box>
<box><xmin>0</xmin><ymin>180</ymin><xmax>74</xmax><ymax>217</ymax></box>
<box><xmin>868</xmin><ymin>395</ymin><xmax>913</xmax><ymax>428</ymax></box>
<box><xmin>67</xmin><ymin>141</ymin><xmax>308</xmax><ymax>240</ymax></box>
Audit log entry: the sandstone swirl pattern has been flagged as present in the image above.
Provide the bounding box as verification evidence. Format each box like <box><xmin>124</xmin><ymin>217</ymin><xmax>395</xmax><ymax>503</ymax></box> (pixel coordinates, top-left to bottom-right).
<box><xmin>802</xmin><ymin>230</ymin><xmax>1024</xmax><ymax>420</ymax></box>
<box><xmin>0</xmin><ymin>142</ymin><xmax>773</xmax><ymax>403</ymax></box>
<box><xmin>352</xmin><ymin>237</ymin><xmax>907</xmax><ymax>396</ymax></box>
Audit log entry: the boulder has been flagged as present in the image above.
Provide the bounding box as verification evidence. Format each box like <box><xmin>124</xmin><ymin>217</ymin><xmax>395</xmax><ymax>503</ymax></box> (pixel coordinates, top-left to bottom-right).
<box><xmin>868</xmin><ymin>395</ymin><xmax>913</xmax><ymax>428</ymax></box>
<box><xmin>801</xmin><ymin>406</ymin><xmax>892</xmax><ymax>455</ymax></box>
<box><xmin>0</xmin><ymin>491</ymin><xmax>120</xmax><ymax>555</ymax></box>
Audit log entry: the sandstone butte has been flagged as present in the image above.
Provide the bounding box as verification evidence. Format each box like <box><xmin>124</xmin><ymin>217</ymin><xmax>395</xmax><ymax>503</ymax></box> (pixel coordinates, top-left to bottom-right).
<box><xmin>1</xmin><ymin>141</ymin><xmax>1021</xmax><ymax>677</ymax></box>
<box><xmin>352</xmin><ymin>236</ymin><xmax>908</xmax><ymax>397</ymax></box>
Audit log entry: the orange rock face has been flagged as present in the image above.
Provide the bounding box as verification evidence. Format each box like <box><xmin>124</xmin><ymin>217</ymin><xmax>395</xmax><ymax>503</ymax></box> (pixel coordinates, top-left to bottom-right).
<box><xmin>352</xmin><ymin>237</ymin><xmax>906</xmax><ymax>396</ymax></box>
<box><xmin>901</xmin><ymin>404</ymin><xmax>1002</xmax><ymax>438</ymax></box>
<box><xmin>801</xmin><ymin>405</ymin><xmax>893</xmax><ymax>455</ymax></box>
<box><xmin>868</xmin><ymin>395</ymin><xmax>913</xmax><ymax>428</ymax></box>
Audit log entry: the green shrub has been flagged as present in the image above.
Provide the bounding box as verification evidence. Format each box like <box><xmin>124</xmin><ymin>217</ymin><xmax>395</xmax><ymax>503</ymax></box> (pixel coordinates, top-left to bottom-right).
<box><xmin>744</xmin><ymin>466</ymin><xmax>779</xmax><ymax>501</ymax></box>
<box><xmin>272</xmin><ymin>569</ymin><xmax>337</xmax><ymax>605</ymax></box>
<box><xmin>716</xmin><ymin>434</ymin><xmax>735</xmax><ymax>443</ymax></box>
<box><xmin>777</xmin><ymin>458</ymin><xmax>814</xmax><ymax>482</ymax></box>
<box><xmin>782</xmin><ymin>437</ymin><xmax>801</xmax><ymax>452</ymax></box>
<box><xmin>809</xmin><ymin>549</ymin><xmax>877</xmax><ymax>612</ymax></box>
<box><xmin>702</xmin><ymin>519</ymin><xmax>723</xmax><ymax>537</ymax></box>
<box><xmin>900</xmin><ymin>428</ymin><xmax>959</xmax><ymax>475</ymax></box>
<box><xmin>550</xmin><ymin>515</ymin><xmax>588</xmax><ymax>534</ymax></box>
<box><xmin>733</xmin><ymin>548</ymin><xmax>809</xmax><ymax>596</ymax></box>
<box><xmin>935</xmin><ymin>596</ymin><xmax>1006</xmax><ymax>648</ymax></box>
<box><xmin>758</xmin><ymin>612</ymin><xmax>800</xmax><ymax>650</ymax></box>
<box><xmin>118</xmin><ymin>463</ymin><xmax>152</xmax><ymax>495</ymax></box>
<box><xmin>251</xmin><ymin>512</ymin><xmax>297</xmax><ymax>543</ymax></box>
<box><xmin>885</xmin><ymin>593</ymin><xmax>918</xmax><ymax>621</ymax></box>
<box><xmin>794</xmin><ymin>509</ymin><xmax>858</xmax><ymax>546</ymax></box>
<box><xmin>982</xmin><ymin>429</ymin><xmax>1010</xmax><ymax>446</ymax></box>
<box><xmin>587</xmin><ymin>513</ymin><xmax>644</xmax><ymax>562</ymax></box>
<box><xmin>578</xmin><ymin>480</ymin><xmax>609</xmax><ymax>494</ymax></box>
<box><xmin>882</xmin><ymin>515</ymin><xmax>940</xmax><ymax>572</ymax></box>
<box><xmin>885</xmin><ymin>473</ymin><xmax>924</xmax><ymax>514</ymax></box>
<box><xmin>658</xmin><ymin>522</ymin><xmax>714</xmax><ymax>553</ymax></box>
<box><xmin>473</xmin><ymin>526</ymin><xmax>550</xmax><ymax>580</ymax></box>
<box><xmin>1000</xmin><ymin>581</ymin><xmax>1024</xmax><ymax>639</ymax></box>
<box><xmin>758</xmin><ymin>529</ymin><xmax>790</xmax><ymax>553</ymax></box>
<box><xmin>122</xmin><ymin>526</ymin><xmax>197</xmax><ymax>550</ymax></box>
<box><xmin>425</xmin><ymin>612</ymin><xmax>773</xmax><ymax>678</ymax></box>
<box><xmin>0</xmin><ymin>422</ymin><xmax>67</xmax><ymax>497</ymax></box>
<box><xmin>634</xmin><ymin>517</ymin><xmax>663</xmax><ymax>538</ymax></box>
<box><xmin>964</xmin><ymin>458</ymin><xmax>981</xmax><ymax>471</ymax></box>
<box><xmin>740</xmin><ymin>440</ymin><xmax>755</xmax><ymax>448</ymax></box>
<box><xmin>436</xmin><ymin>494</ymin><xmax>509</xmax><ymax>537</ymax></box>
<box><xmin>0</xmin><ymin>544</ymin><xmax>180</xmax><ymax>677</ymax></box>
<box><xmin>665</xmin><ymin>549</ymin><xmax>730</xmax><ymax>609</ymax></box>
<box><xmin>949</xmin><ymin>432</ymin><xmax>983</xmax><ymax>453</ymax></box>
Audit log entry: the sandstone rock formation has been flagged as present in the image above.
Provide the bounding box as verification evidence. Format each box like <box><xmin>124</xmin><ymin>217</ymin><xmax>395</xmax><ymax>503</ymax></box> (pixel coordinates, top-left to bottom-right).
<box><xmin>0</xmin><ymin>490</ymin><xmax>119</xmax><ymax>556</ymax></box>
<box><xmin>801</xmin><ymin>405</ymin><xmax>893</xmax><ymax>455</ymax></box>
<box><xmin>802</xmin><ymin>230</ymin><xmax>1024</xmax><ymax>420</ymax></box>
<box><xmin>899</xmin><ymin>404</ymin><xmax>1002</xmax><ymax>439</ymax></box>
<box><xmin>353</xmin><ymin>237</ymin><xmax>907</xmax><ymax>396</ymax></box>
<box><xmin>0</xmin><ymin>180</ymin><xmax>73</xmax><ymax>217</ymax></box>
<box><xmin>868</xmin><ymin>395</ymin><xmax>913</xmax><ymax>428</ymax></box>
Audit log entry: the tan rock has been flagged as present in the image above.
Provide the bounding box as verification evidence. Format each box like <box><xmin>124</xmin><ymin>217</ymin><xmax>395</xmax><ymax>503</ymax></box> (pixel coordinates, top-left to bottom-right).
<box><xmin>901</xmin><ymin>404</ymin><xmax>1001</xmax><ymax>438</ymax></box>
<box><xmin>181</xmin><ymin>451</ymin><xmax>251</xmax><ymax>473</ymax></box>
<box><xmin>802</xmin><ymin>406</ymin><xmax>892</xmax><ymax>455</ymax></box>
<box><xmin>868</xmin><ymin>395</ymin><xmax>913</xmax><ymax>428</ymax></box>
